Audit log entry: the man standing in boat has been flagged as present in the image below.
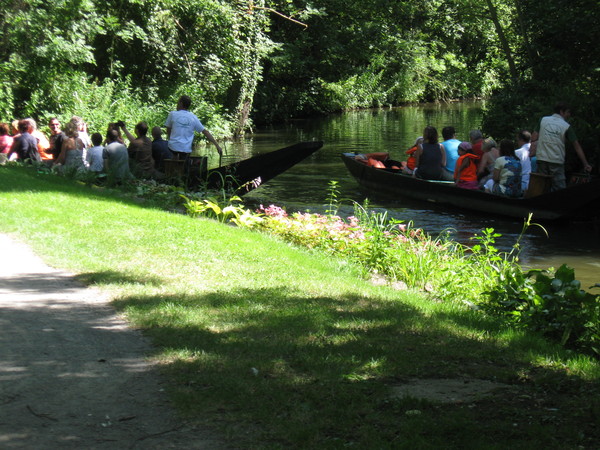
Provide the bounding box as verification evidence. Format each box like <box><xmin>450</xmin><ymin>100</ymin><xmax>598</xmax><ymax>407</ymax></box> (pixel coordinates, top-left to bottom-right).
<box><xmin>534</xmin><ymin>102</ymin><xmax>591</xmax><ymax>191</ymax></box>
<box><xmin>164</xmin><ymin>95</ymin><xmax>223</xmax><ymax>160</ymax></box>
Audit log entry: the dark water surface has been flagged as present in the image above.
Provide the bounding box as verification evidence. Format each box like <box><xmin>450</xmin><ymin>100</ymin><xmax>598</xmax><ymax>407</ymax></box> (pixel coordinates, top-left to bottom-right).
<box><xmin>202</xmin><ymin>103</ymin><xmax>600</xmax><ymax>288</ymax></box>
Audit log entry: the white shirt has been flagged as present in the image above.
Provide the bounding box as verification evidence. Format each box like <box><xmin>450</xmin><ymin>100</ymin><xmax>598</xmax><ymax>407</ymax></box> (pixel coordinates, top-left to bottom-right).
<box><xmin>515</xmin><ymin>143</ymin><xmax>531</xmax><ymax>191</ymax></box>
<box><xmin>164</xmin><ymin>110</ymin><xmax>205</xmax><ymax>153</ymax></box>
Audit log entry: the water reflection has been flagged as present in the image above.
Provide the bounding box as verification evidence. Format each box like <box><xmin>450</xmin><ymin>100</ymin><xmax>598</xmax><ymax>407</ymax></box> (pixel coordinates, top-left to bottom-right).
<box><xmin>200</xmin><ymin>103</ymin><xmax>600</xmax><ymax>288</ymax></box>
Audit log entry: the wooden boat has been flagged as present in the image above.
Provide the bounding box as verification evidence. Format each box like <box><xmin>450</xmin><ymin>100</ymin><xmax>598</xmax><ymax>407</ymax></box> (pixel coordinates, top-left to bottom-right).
<box><xmin>186</xmin><ymin>141</ymin><xmax>323</xmax><ymax>194</ymax></box>
<box><xmin>341</xmin><ymin>153</ymin><xmax>600</xmax><ymax>221</ymax></box>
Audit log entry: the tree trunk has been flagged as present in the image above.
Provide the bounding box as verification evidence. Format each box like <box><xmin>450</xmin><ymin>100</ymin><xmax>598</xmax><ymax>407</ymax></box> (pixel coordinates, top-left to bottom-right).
<box><xmin>485</xmin><ymin>0</ymin><xmax>518</xmax><ymax>81</ymax></box>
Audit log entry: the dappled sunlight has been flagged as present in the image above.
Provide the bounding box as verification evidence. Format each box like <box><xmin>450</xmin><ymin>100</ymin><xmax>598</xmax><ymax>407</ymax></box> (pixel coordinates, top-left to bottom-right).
<box><xmin>120</xmin><ymin>284</ymin><xmax>599</xmax><ymax>446</ymax></box>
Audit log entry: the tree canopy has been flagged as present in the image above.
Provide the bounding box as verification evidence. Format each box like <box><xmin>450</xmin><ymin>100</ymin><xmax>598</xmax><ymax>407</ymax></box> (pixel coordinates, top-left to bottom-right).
<box><xmin>0</xmin><ymin>0</ymin><xmax>597</xmax><ymax>141</ymax></box>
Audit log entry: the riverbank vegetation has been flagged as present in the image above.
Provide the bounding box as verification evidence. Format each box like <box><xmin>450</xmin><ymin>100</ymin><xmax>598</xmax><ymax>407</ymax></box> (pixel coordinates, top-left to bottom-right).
<box><xmin>2</xmin><ymin>163</ymin><xmax>600</xmax><ymax>447</ymax></box>
<box><xmin>2</xmin><ymin>0</ymin><xmax>599</xmax><ymax>146</ymax></box>
<box><xmin>180</xmin><ymin>181</ymin><xmax>600</xmax><ymax>357</ymax></box>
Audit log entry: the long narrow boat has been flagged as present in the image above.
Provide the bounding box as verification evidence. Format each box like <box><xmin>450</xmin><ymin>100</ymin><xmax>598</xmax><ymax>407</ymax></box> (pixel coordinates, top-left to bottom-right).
<box><xmin>341</xmin><ymin>153</ymin><xmax>600</xmax><ymax>221</ymax></box>
<box><xmin>187</xmin><ymin>141</ymin><xmax>323</xmax><ymax>194</ymax></box>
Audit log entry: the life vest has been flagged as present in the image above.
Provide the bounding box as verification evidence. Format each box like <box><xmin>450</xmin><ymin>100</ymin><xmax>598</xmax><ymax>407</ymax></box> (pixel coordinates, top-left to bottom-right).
<box><xmin>405</xmin><ymin>146</ymin><xmax>417</xmax><ymax>170</ymax></box>
<box><xmin>364</xmin><ymin>152</ymin><xmax>389</xmax><ymax>168</ymax></box>
<box><xmin>536</xmin><ymin>113</ymin><xmax>571</xmax><ymax>164</ymax></box>
<box><xmin>454</xmin><ymin>153</ymin><xmax>479</xmax><ymax>182</ymax></box>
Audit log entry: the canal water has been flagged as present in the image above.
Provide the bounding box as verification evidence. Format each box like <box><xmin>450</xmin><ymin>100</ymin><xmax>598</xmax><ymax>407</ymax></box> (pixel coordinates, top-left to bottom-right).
<box><xmin>200</xmin><ymin>102</ymin><xmax>600</xmax><ymax>289</ymax></box>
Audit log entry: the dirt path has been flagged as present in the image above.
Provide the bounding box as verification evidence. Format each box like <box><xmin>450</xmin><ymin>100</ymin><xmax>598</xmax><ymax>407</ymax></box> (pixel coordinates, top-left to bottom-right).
<box><xmin>0</xmin><ymin>234</ymin><xmax>224</xmax><ymax>449</ymax></box>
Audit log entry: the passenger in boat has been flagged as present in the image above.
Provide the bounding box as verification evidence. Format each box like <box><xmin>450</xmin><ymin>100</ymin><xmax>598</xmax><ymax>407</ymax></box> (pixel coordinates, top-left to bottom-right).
<box><xmin>484</xmin><ymin>139</ymin><xmax>522</xmax><ymax>198</ymax></box>
<box><xmin>477</xmin><ymin>138</ymin><xmax>499</xmax><ymax>188</ymax></box>
<box><xmin>453</xmin><ymin>142</ymin><xmax>480</xmax><ymax>189</ymax></box>
<box><xmin>515</xmin><ymin>130</ymin><xmax>532</xmax><ymax>191</ymax></box>
<box><xmin>469</xmin><ymin>129</ymin><xmax>484</xmax><ymax>158</ymax></box>
<box><xmin>413</xmin><ymin>126</ymin><xmax>446</xmax><ymax>180</ymax></box>
<box><xmin>534</xmin><ymin>102</ymin><xmax>592</xmax><ymax>191</ymax></box>
<box><xmin>441</xmin><ymin>126</ymin><xmax>460</xmax><ymax>181</ymax></box>
<box><xmin>402</xmin><ymin>136</ymin><xmax>423</xmax><ymax>174</ymax></box>
<box><xmin>529</xmin><ymin>131</ymin><xmax>538</xmax><ymax>172</ymax></box>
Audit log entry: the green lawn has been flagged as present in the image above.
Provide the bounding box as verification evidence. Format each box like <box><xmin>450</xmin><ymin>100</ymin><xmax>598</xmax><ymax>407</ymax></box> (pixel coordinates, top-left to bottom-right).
<box><xmin>1</xmin><ymin>165</ymin><xmax>599</xmax><ymax>448</ymax></box>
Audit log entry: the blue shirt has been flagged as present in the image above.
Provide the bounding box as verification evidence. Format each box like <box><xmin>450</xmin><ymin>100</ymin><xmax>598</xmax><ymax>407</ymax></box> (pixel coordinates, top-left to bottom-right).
<box><xmin>442</xmin><ymin>139</ymin><xmax>461</xmax><ymax>172</ymax></box>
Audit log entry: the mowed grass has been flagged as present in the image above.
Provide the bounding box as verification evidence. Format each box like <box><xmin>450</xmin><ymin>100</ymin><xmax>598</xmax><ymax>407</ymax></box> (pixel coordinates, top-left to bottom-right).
<box><xmin>1</xmin><ymin>165</ymin><xmax>600</xmax><ymax>448</ymax></box>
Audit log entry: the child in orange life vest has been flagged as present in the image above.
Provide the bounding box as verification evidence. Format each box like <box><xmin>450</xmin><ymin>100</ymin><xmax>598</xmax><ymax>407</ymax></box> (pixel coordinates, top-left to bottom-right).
<box><xmin>454</xmin><ymin>141</ymin><xmax>480</xmax><ymax>189</ymax></box>
<box><xmin>402</xmin><ymin>136</ymin><xmax>423</xmax><ymax>174</ymax></box>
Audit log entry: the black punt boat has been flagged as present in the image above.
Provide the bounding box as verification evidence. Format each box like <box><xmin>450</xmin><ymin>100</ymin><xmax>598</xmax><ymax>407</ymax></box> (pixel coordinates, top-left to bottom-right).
<box><xmin>341</xmin><ymin>152</ymin><xmax>600</xmax><ymax>221</ymax></box>
<box><xmin>182</xmin><ymin>141</ymin><xmax>323</xmax><ymax>194</ymax></box>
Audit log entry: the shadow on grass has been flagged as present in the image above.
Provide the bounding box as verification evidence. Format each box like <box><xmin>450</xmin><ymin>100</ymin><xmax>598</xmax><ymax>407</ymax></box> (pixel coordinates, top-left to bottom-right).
<box><xmin>75</xmin><ymin>270</ymin><xmax>165</xmax><ymax>287</ymax></box>
<box><xmin>0</xmin><ymin>165</ymin><xmax>160</xmax><ymax>210</ymax></box>
<box><xmin>111</xmin><ymin>286</ymin><xmax>600</xmax><ymax>448</ymax></box>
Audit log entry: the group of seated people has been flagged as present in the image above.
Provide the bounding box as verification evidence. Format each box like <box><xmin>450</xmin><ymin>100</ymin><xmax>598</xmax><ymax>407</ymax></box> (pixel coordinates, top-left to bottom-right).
<box><xmin>0</xmin><ymin>116</ymin><xmax>175</xmax><ymax>182</ymax></box>
<box><xmin>356</xmin><ymin>125</ymin><xmax>534</xmax><ymax>198</ymax></box>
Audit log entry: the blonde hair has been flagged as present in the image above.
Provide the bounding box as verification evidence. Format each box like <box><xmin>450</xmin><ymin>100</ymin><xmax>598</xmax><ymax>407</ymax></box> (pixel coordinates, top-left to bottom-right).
<box><xmin>482</xmin><ymin>138</ymin><xmax>497</xmax><ymax>152</ymax></box>
<box><xmin>64</xmin><ymin>121</ymin><xmax>79</xmax><ymax>138</ymax></box>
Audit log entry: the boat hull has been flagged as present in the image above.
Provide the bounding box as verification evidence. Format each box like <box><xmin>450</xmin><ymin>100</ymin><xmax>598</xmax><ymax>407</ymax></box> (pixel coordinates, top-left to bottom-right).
<box><xmin>189</xmin><ymin>141</ymin><xmax>323</xmax><ymax>194</ymax></box>
<box><xmin>341</xmin><ymin>153</ymin><xmax>600</xmax><ymax>221</ymax></box>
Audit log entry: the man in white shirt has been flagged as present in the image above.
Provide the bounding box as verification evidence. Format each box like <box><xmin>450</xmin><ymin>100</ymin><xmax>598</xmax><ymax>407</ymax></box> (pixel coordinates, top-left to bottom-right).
<box><xmin>164</xmin><ymin>95</ymin><xmax>223</xmax><ymax>160</ymax></box>
<box><xmin>515</xmin><ymin>130</ymin><xmax>531</xmax><ymax>192</ymax></box>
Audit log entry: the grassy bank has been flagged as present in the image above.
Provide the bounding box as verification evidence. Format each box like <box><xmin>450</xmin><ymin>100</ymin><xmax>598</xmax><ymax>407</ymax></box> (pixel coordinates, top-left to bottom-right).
<box><xmin>1</xmin><ymin>165</ymin><xmax>599</xmax><ymax>448</ymax></box>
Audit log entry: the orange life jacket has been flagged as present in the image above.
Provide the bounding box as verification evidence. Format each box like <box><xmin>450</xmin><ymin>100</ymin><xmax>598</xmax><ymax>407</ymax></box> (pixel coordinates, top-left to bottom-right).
<box><xmin>454</xmin><ymin>153</ymin><xmax>479</xmax><ymax>182</ymax></box>
<box><xmin>405</xmin><ymin>146</ymin><xmax>417</xmax><ymax>170</ymax></box>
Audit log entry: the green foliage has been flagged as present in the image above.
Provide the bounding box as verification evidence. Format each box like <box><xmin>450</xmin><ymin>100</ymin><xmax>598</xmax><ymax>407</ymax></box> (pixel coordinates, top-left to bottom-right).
<box><xmin>482</xmin><ymin>0</ymin><xmax>600</xmax><ymax>146</ymax></box>
<box><xmin>325</xmin><ymin>180</ymin><xmax>340</xmax><ymax>215</ymax></box>
<box><xmin>180</xmin><ymin>194</ymin><xmax>262</xmax><ymax>226</ymax></box>
<box><xmin>484</xmin><ymin>264</ymin><xmax>600</xmax><ymax>355</ymax></box>
<box><xmin>0</xmin><ymin>0</ymin><xmax>271</xmax><ymax>135</ymax></box>
<box><xmin>254</xmin><ymin>0</ymin><xmax>513</xmax><ymax>121</ymax></box>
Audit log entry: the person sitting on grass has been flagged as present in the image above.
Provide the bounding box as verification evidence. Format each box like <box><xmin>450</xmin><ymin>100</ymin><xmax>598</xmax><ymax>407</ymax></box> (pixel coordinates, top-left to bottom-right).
<box><xmin>151</xmin><ymin>126</ymin><xmax>173</xmax><ymax>173</ymax></box>
<box><xmin>85</xmin><ymin>132</ymin><xmax>105</xmax><ymax>173</ymax></box>
<box><xmin>54</xmin><ymin>120</ymin><xmax>85</xmax><ymax>173</ymax></box>
<box><xmin>484</xmin><ymin>139</ymin><xmax>522</xmax><ymax>198</ymax></box>
<box><xmin>0</xmin><ymin>122</ymin><xmax>14</xmax><ymax>156</ymax></box>
<box><xmin>120</xmin><ymin>121</ymin><xmax>163</xmax><ymax>180</ymax></box>
<box><xmin>453</xmin><ymin>142</ymin><xmax>480</xmax><ymax>190</ymax></box>
<box><xmin>103</xmin><ymin>129</ymin><xmax>133</xmax><ymax>183</ymax></box>
<box><xmin>25</xmin><ymin>118</ymin><xmax>52</xmax><ymax>162</ymax></box>
<box><xmin>7</xmin><ymin>119</ymin><xmax>41</xmax><ymax>163</ymax></box>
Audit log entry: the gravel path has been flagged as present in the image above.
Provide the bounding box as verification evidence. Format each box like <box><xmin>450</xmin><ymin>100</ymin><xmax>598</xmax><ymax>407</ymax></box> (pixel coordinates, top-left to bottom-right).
<box><xmin>0</xmin><ymin>234</ymin><xmax>224</xmax><ymax>449</ymax></box>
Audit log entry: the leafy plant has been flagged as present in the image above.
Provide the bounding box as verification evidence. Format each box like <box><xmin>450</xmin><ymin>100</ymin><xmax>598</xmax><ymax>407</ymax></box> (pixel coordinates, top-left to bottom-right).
<box><xmin>325</xmin><ymin>180</ymin><xmax>340</xmax><ymax>215</ymax></box>
<box><xmin>180</xmin><ymin>194</ymin><xmax>262</xmax><ymax>227</ymax></box>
